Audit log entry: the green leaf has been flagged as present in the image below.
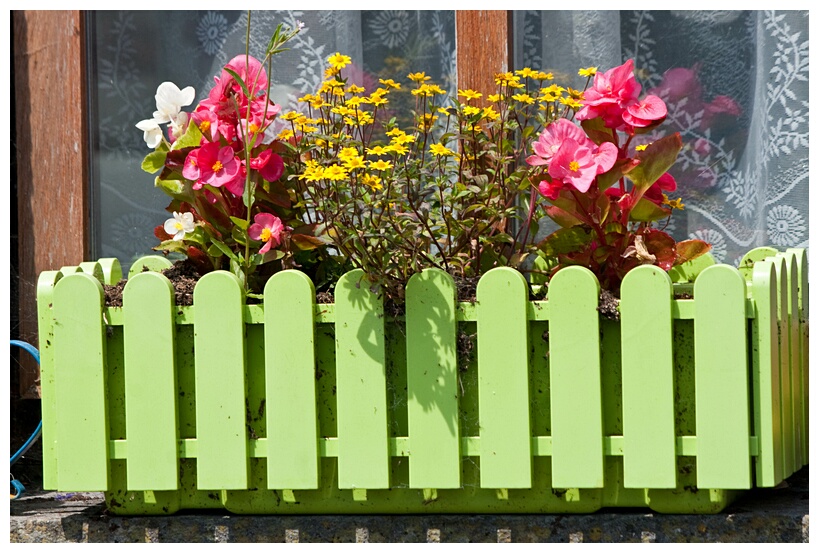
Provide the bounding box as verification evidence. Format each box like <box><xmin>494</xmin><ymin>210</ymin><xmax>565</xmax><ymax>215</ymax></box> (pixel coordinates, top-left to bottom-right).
<box><xmin>580</xmin><ymin>118</ymin><xmax>615</xmax><ymax>145</ymax></box>
<box><xmin>597</xmin><ymin>158</ymin><xmax>641</xmax><ymax>191</ymax></box>
<box><xmin>629</xmin><ymin>197</ymin><xmax>672</xmax><ymax>222</ymax></box>
<box><xmin>229</xmin><ymin>258</ymin><xmax>247</xmax><ymax>288</ymax></box>
<box><xmin>627</xmin><ymin>132</ymin><xmax>682</xmax><ymax>201</ymax></box>
<box><xmin>223</xmin><ymin>67</ymin><xmax>252</xmax><ymax>100</ymax></box>
<box><xmin>154</xmin><ymin>176</ymin><xmax>186</xmax><ymax>196</ymax></box>
<box><xmin>230</xmin><ymin>216</ymin><xmax>250</xmax><ymax>230</ymax></box>
<box><xmin>141</xmin><ymin>151</ymin><xmax>168</xmax><ymax>174</ymax></box>
<box><xmin>538</xmin><ymin>226</ymin><xmax>592</xmax><ymax>257</ymax></box>
<box><xmin>530</xmin><ymin>254</ymin><xmax>557</xmax><ymax>285</ymax></box>
<box><xmin>292</xmin><ymin>233</ymin><xmax>328</xmax><ymax>251</ymax></box>
<box><xmin>209</xmin><ymin>238</ymin><xmax>240</xmax><ymax>264</ymax></box>
<box><xmin>171</xmin><ymin>119</ymin><xmax>202</xmax><ymax>151</ymax></box>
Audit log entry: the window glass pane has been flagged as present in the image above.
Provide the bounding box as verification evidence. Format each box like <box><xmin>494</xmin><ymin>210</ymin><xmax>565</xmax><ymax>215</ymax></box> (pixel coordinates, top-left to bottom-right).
<box><xmin>513</xmin><ymin>10</ymin><xmax>809</xmax><ymax>264</ymax></box>
<box><xmin>89</xmin><ymin>10</ymin><xmax>455</xmax><ymax>272</ymax></box>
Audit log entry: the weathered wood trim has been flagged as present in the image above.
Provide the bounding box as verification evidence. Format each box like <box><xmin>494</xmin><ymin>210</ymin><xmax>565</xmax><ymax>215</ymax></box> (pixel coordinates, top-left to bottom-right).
<box><xmin>455</xmin><ymin>11</ymin><xmax>512</xmax><ymax>96</ymax></box>
<box><xmin>14</xmin><ymin>10</ymin><xmax>89</xmax><ymax>397</ymax></box>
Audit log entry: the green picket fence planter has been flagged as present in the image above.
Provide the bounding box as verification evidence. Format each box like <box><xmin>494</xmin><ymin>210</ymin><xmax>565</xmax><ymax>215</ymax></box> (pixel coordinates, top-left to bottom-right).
<box><xmin>36</xmin><ymin>247</ymin><xmax>808</xmax><ymax>515</ymax></box>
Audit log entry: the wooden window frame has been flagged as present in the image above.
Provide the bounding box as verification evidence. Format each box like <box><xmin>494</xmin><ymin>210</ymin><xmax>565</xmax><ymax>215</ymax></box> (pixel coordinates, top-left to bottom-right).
<box><xmin>12</xmin><ymin>10</ymin><xmax>511</xmax><ymax>397</ymax></box>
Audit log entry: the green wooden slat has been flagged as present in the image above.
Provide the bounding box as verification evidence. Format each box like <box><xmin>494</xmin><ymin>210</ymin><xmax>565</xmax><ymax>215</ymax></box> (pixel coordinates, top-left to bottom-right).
<box><xmin>406</xmin><ymin>269</ymin><xmax>460</xmax><ymax>489</ymax></box>
<box><xmin>476</xmin><ymin>267</ymin><xmax>531</xmax><ymax>489</ymax></box>
<box><xmin>97</xmin><ymin>258</ymin><xmax>123</xmax><ymax>285</ymax></box>
<box><xmin>751</xmin><ymin>260</ymin><xmax>783</xmax><ymax>486</ymax></box>
<box><xmin>78</xmin><ymin>261</ymin><xmax>104</xmax><ymax>283</ymax></box>
<box><xmin>37</xmin><ymin>270</ymin><xmax>62</xmax><ymax>489</ymax></box>
<box><xmin>780</xmin><ymin>253</ymin><xmax>802</xmax><ymax>470</ymax></box>
<box><xmin>548</xmin><ymin>266</ymin><xmax>603</xmax><ymax>488</ymax></box>
<box><xmin>620</xmin><ymin>265</ymin><xmax>676</xmax><ymax>488</ymax></box>
<box><xmin>788</xmin><ymin>248</ymin><xmax>808</xmax><ymax>465</ymax></box>
<box><xmin>738</xmin><ymin>246</ymin><xmax>779</xmax><ymax>281</ymax></box>
<box><xmin>668</xmin><ymin>252</ymin><xmax>715</xmax><ymax>283</ymax></box>
<box><xmin>264</xmin><ymin>270</ymin><xmax>320</xmax><ymax>490</ymax></box>
<box><xmin>334</xmin><ymin>269</ymin><xmax>389</xmax><ymax>489</ymax></box>
<box><xmin>128</xmin><ymin>255</ymin><xmax>173</xmax><ymax>278</ymax></box>
<box><xmin>769</xmin><ymin>256</ymin><xmax>794</xmax><ymax>478</ymax></box>
<box><xmin>52</xmin><ymin>273</ymin><xmax>109</xmax><ymax>491</ymax></box>
<box><xmin>693</xmin><ymin>265</ymin><xmax>751</xmax><ymax>489</ymax></box>
<box><xmin>123</xmin><ymin>272</ymin><xmax>180</xmax><ymax>490</ymax></box>
<box><xmin>193</xmin><ymin>271</ymin><xmax>249</xmax><ymax>490</ymax></box>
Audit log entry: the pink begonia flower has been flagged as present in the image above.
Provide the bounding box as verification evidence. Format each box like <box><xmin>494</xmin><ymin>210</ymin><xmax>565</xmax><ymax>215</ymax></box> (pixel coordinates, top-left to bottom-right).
<box><xmin>195</xmin><ymin>142</ymin><xmax>243</xmax><ymax>194</ymax></box>
<box><xmin>191</xmin><ymin>108</ymin><xmax>221</xmax><ymax>142</ymax></box>
<box><xmin>210</xmin><ymin>55</ymin><xmax>268</xmax><ymax>104</ymax></box>
<box><xmin>649</xmin><ymin>66</ymin><xmax>702</xmax><ymax>104</ymax></box>
<box><xmin>182</xmin><ymin>148</ymin><xmax>201</xmax><ymax>182</ymax></box>
<box><xmin>250</xmin><ymin>149</ymin><xmax>284</xmax><ymax>182</ymax></box>
<box><xmin>248</xmin><ymin>212</ymin><xmax>285</xmax><ymax>254</ymax></box>
<box><xmin>622</xmin><ymin>95</ymin><xmax>667</xmax><ymax>128</ymax></box>
<box><xmin>538</xmin><ymin>179</ymin><xmax>564</xmax><ymax>200</ymax></box>
<box><xmin>548</xmin><ymin>138</ymin><xmax>618</xmax><ymax>193</ymax></box>
<box><xmin>526</xmin><ymin>118</ymin><xmax>588</xmax><ymax>167</ymax></box>
<box><xmin>642</xmin><ymin>172</ymin><xmax>678</xmax><ymax>205</ymax></box>
<box><xmin>576</xmin><ymin>59</ymin><xmax>641</xmax><ymax>128</ymax></box>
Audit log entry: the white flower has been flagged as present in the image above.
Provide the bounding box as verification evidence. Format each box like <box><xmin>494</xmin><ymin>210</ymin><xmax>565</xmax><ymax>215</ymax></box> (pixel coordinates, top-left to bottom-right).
<box><xmin>153</xmin><ymin>82</ymin><xmax>195</xmax><ymax>125</ymax></box>
<box><xmin>168</xmin><ymin>111</ymin><xmax>189</xmax><ymax>142</ymax></box>
<box><xmin>135</xmin><ymin>118</ymin><xmax>163</xmax><ymax>149</ymax></box>
<box><xmin>163</xmin><ymin>212</ymin><xmax>195</xmax><ymax>241</ymax></box>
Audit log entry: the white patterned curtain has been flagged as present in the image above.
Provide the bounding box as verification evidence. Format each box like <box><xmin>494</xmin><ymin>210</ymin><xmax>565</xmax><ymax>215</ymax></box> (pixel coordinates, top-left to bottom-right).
<box><xmin>90</xmin><ymin>10</ymin><xmax>456</xmax><ymax>271</ymax></box>
<box><xmin>514</xmin><ymin>10</ymin><xmax>809</xmax><ymax>265</ymax></box>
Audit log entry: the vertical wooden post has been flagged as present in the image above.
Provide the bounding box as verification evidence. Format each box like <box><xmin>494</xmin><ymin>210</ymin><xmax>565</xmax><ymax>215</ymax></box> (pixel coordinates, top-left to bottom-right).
<box><xmin>14</xmin><ymin>10</ymin><xmax>89</xmax><ymax>398</ymax></box>
<box><xmin>456</xmin><ymin>11</ymin><xmax>512</xmax><ymax>96</ymax></box>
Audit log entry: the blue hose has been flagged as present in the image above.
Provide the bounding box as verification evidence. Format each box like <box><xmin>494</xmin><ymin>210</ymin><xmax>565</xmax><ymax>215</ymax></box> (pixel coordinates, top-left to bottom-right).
<box><xmin>10</xmin><ymin>340</ymin><xmax>42</xmax><ymax>466</ymax></box>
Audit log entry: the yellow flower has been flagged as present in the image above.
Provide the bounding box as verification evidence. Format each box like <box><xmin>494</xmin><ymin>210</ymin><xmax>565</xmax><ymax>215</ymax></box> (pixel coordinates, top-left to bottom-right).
<box><xmin>347</xmin><ymin>84</ymin><xmax>366</xmax><ymax>94</ymax></box>
<box><xmin>385</xmin><ymin>143</ymin><xmax>408</xmax><ymax>155</ymax></box>
<box><xmin>567</xmin><ymin>87</ymin><xmax>585</xmax><ymax>100</ymax></box>
<box><xmin>429</xmin><ymin>143</ymin><xmax>455</xmax><ymax>157</ymax></box>
<box><xmin>662</xmin><ymin>194</ymin><xmax>685</xmax><ymax>210</ymax></box>
<box><xmin>494</xmin><ymin>72</ymin><xmax>516</xmax><ymax>85</ymax></box>
<box><xmin>635</xmin><ymin>144</ymin><xmax>649</xmax><ymax>151</ymax></box>
<box><xmin>369</xmin><ymin>159</ymin><xmax>393</xmax><ymax>171</ymax></box>
<box><xmin>323</xmin><ymin>164</ymin><xmax>349</xmax><ymax>181</ymax></box>
<box><xmin>386</xmin><ymin>127</ymin><xmax>405</xmax><ymax>137</ymax></box>
<box><xmin>366</xmin><ymin>145</ymin><xmax>388</xmax><ymax>156</ymax></box>
<box><xmin>438</xmin><ymin>106</ymin><xmax>453</xmax><ymax>116</ymax></box>
<box><xmin>323</xmin><ymin>66</ymin><xmax>341</xmax><ymax>79</ymax></box>
<box><xmin>463</xmin><ymin>105</ymin><xmax>481</xmax><ymax>116</ymax></box>
<box><xmin>360</xmin><ymin>173</ymin><xmax>383</xmax><ymax>191</ymax></box>
<box><xmin>458</xmin><ymin>89</ymin><xmax>483</xmax><ymax>101</ymax></box>
<box><xmin>559</xmin><ymin>97</ymin><xmax>582</xmax><ymax>109</ymax></box>
<box><xmin>278</xmin><ymin>129</ymin><xmax>295</xmax><ymax>140</ymax></box>
<box><xmin>327</xmin><ymin>52</ymin><xmax>352</xmax><ymax>70</ymax></box>
<box><xmin>369</xmin><ymin>95</ymin><xmax>388</xmax><ymax>107</ymax></box>
<box><xmin>378</xmin><ymin>78</ymin><xmax>401</xmax><ymax>90</ymax></box>
<box><xmin>331</xmin><ymin>105</ymin><xmax>353</xmax><ymax>117</ymax></box>
<box><xmin>538</xmin><ymin>92</ymin><xmax>559</xmax><ymax>103</ymax></box>
<box><xmin>391</xmin><ymin>132</ymin><xmax>416</xmax><ymax>145</ymax></box>
<box><xmin>298</xmin><ymin>94</ymin><xmax>315</xmax><ymax>104</ymax></box>
<box><xmin>512</xmin><ymin>93</ymin><xmax>535</xmax><ymax>105</ymax></box>
<box><xmin>298</xmin><ymin>124</ymin><xmax>318</xmax><ymax>133</ymax></box>
<box><xmin>338</xmin><ymin>147</ymin><xmax>360</xmax><ymax>161</ymax></box>
<box><xmin>482</xmin><ymin>106</ymin><xmax>500</xmax><ymax>121</ymax></box>
<box><xmin>282</xmin><ymin>111</ymin><xmax>301</xmax><ymax>121</ymax></box>
<box><xmin>343</xmin><ymin>156</ymin><xmax>366</xmax><ymax>170</ymax></box>
<box><xmin>487</xmin><ymin>93</ymin><xmax>504</xmax><ymax>103</ymax></box>
<box><xmin>541</xmin><ymin>84</ymin><xmax>565</xmax><ymax>95</ymax></box>
<box><xmin>407</xmin><ymin>72</ymin><xmax>431</xmax><ymax>83</ymax></box>
<box><xmin>419</xmin><ymin>113</ymin><xmax>438</xmax><ymax>131</ymax></box>
<box><xmin>578</xmin><ymin>66</ymin><xmax>598</xmax><ymax>77</ymax></box>
<box><xmin>515</xmin><ymin>67</ymin><xmax>537</xmax><ymax>78</ymax></box>
<box><xmin>346</xmin><ymin>96</ymin><xmax>366</xmax><ymax>108</ymax></box>
<box><xmin>300</xmin><ymin>163</ymin><xmax>325</xmax><ymax>182</ymax></box>
<box><xmin>534</xmin><ymin>71</ymin><xmax>553</xmax><ymax>81</ymax></box>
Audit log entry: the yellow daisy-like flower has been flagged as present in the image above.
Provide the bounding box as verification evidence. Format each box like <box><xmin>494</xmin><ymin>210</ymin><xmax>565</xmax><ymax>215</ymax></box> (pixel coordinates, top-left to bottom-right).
<box><xmin>338</xmin><ymin>147</ymin><xmax>360</xmax><ymax>161</ymax></box>
<box><xmin>365</xmin><ymin>145</ymin><xmax>387</xmax><ymax>156</ymax></box>
<box><xmin>578</xmin><ymin>66</ymin><xmax>598</xmax><ymax>77</ymax></box>
<box><xmin>300</xmin><ymin>163</ymin><xmax>325</xmax><ymax>182</ymax></box>
<box><xmin>429</xmin><ymin>143</ymin><xmax>455</xmax><ymax>157</ymax></box>
<box><xmin>487</xmin><ymin>93</ymin><xmax>504</xmax><ymax>103</ymax></box>
<box><xmin>378</xmin><ymin>78</ymin><xmax>401</xmax><ymax>90</ymax></box>
<box><xmin>323</xmin><ymin>66</ymin><xmax>341</xmax><ymax>79</ymax></box>
<box><xmin>323</xmin><ymin>164</ymin><xmax>349</xmax><ymax>181</ymax></box>
<box><xmin>391</xmin><ymin>132</ymin><xmax>417</xmax><ymax>145</ymax></box>
<box><xmin>662</xmin><ymin>194</ymin><xmax>685</xmax><ymax>210</ymax></box>
<box><xmin>347</xmin><ymin>84</ymin><xmax>366</xmax><ymax>94</ymax></box>
<box><xmin>369</xmin><ymin>95</ymin><xmax>388</xmax><ymax>107</ymax></box>
<box><xmin>567</xmin><ymin>87</ymin><xmax>585</xmax><ymax>100</ymax></box>
<box><xmin>278</xmin><ymin>129</ymin><xmax>295</xmax><ymax>141</ymax></box>
<box><xmin>463</xmin><ymin>105</ymin><xmax>481</xmax><ymax>116</ymax></box>
<box><xmin>327</xmin><ymin>52</ymin><xmax>352</xmax><ymax>70</ymax></box>
<box><xmin>541</xmin><ymin>84</ymin><xmax>565</xmax><ymax>95</ymax></box>
<box><xmin>515</xmin><ymin>67</ymin><xmax>537</xmax><ymax>78</ymax></box>
<box><xmin>512</xmin><ymin>93</ymin><xmax>535</xmax><ymax>105</ymax></box>
<box><xmin>369</xmin><ymin>159</ymin><xmax>393</xmax><ymax>171</ymax></box>
<box><xmin>437</xmin><ymin>107</ymin><xmax>453</xmax><ymax>116</ymax></box>
<box><xmin>342</xmin><ymin>156</ymin><xmax>367</xmax><ymax>170</ymax></box>
<box><xmin>559</xmin><ymin>97</ymin><xmax>582</xmax><ymax>109</ymax></box>
<box><xmin>482</xmin><ymin>106</ymin><xmax>500</xmax><ymax>121</ymax></box>
<box><xmin>407</xmin><ymin>72</ymin><xmax>431</xmax><ymax>83</ymax></box>
<box><xmin>298</xmin><ymin>94</ymin><xmax>315</xmax><ymax>104</ymax></box>
<box><xmin>635</xmin><ymin>144</ymin><xmax>649</xmax><ymax>151</ymax></box>
<box><xmin>385</xmin><ymin>143</ymin><xmax>408</xmax><ymax>155</ymax></box>
<box><xmin>331</xmin><ymin>105</ymin><xmax>353</xmax><ymax>117</ymax></box>
<box><xmin>360</xmin><ymin>173</ymin><xmax>383</xmax><ymax>191</ymax></box>
<box><xmin>494</xmin><ymin>72</ymin><xmax>516</xmax><ymax>85</ymax></box>
<box><xmin>534</xmin><ymin>71</ymin><xmax>554</xmax><ymax>81</ymax></box>
<box><xmin>282</xmin><ymin>111</ymin><xmax>302</xmax><ymax>121</ymax></box>
<box><xmin>458</xmin><ymin>89</ymin><xmax>482</xmax><ymax>101</ymax></box>
<box><xmin>539</xmin><ymin>92</ymin><xmax>559</xmax><ymax>103</ymax></box>
<box><xmin>298</xmin><ymin>124</ymin><xmax>318</xmax><ymax>133</ymax></box>
<box><xmin>385</xmin><ymin>127</ymin><xmax>405</xmax><ymax>137</ymax></box>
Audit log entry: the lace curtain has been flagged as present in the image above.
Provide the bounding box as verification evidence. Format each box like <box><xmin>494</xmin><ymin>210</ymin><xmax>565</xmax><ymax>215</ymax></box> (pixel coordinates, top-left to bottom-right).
<box><xmin>514</xmin><ymin>10</ymin><xmax>809</xmax><ymax>265</ymax></box>
<box><xmin>90</xmin><ymin>10</ymin><xmax>456</xmax><ymax>271</ymax></box>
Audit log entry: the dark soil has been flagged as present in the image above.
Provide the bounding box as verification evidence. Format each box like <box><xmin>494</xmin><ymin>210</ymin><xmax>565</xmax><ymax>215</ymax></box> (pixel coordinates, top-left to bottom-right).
<box><xmin>315</xmin><ymin>291</ymin><xmax>334</xmax><ymax>304</ymax></box>
<box><xmin>103</xmin><ymin>259</ymin><xmax>200</xmax><ymax>307</ymax></box>
<box><xmin>675</xmin><ymin>292</ymin><xmax>694</xmax><ymax>299</ymax></box>
<box><xmin>454</xmin><ymin>275</ymin><xmax>479</xmax><ymax>303</ymax></box>
<box><xmin>597</xmin><ymin>289</ymin><xmax>621</xmax><ymax>321</ymax></box>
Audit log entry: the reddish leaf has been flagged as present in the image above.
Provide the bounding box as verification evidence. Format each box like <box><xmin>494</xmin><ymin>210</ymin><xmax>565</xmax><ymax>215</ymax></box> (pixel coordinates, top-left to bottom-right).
<box><xmin>154</xmin><ymin>224</ymin><xmax>173</xmax><ymax>241</ymax></box>
<box><xmin>597</xmin><ymin>158</ymin><xmax>641</xmax><ymax>191</ymax></box>
<box><xmin>291</xmin><ymin>233</ymin><xmax>328</xmax><ymax>251</ymax></box>
<box><xmin>544</xmin><ymin>204</ymin><xmax>585</xmax><ymax>228</ymax></box>
<box><xmin>186</xmin><ymin>245</ymin><xmax>214</xmax><ymax>275</ymax></box>
<box><xmin>642</xmin><ymin>229</ymin><xmax>676</xmax><ymax>271</ymax></box>
<box><xmin>674</xmin><ymin>239</ymin><xmax>712</xmax><ymax>266</ymax></box>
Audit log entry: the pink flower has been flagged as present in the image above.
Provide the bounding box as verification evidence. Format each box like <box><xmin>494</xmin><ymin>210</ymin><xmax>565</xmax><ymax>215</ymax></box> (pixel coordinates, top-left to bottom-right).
<box><xmin>643</xmin><ymin>172</ymin><xmax>677</xmax><ymax>205</ymax></box>
<box><xmin>576</xmin><ymin>59</ymin><xmax>642</xmax><ymax>128</ymax></box>
<box><xmin>526</xmin><ymin>118</ymin><xmax>588</xmax><ymax>167</ymax></box>
<box><xmin>650</xmin><ymin>66</ymin><xmax>702</xmax><ymax>104</ymax></box>
<box><xmin>248</xmin><ymin>212</ymin><xmax>285</xmax><ymax>254</ymax></box>
<box><xmin>622</xmin><ymin>95</ymin><xmax>667</xmax><ymax>128</ymax></box>
<box><xmin>250</xmin><ymin>149</ymin><xmax>284</xmax><ymax>182</ymax></box>
<box><xmin>210</xmin><ymin>55</ymin><xmax>268</xmax><ymax>104</ymax></box>
<box><xmin>195</xmin><ymin>142</ymin><xmax>243</xmax><ymax>192</ymax></box>
<box><xmin>700</xmin><ymin>95</ymin><xmax>742</xmax><ymax>129</ymax></box>
<box><xmin>182</xmin><ymin>148</ymin><xmax>201</xmax><ymax>182</ymax></box>
<box><xmin>548</xmin><ymin>138</ymin><xmax>617</xmax><ymax>193</ymax></box>
<box><xmin>191</xmin><ymin>108</ymin><xmax>221</xmax><ymax>142</ymax></box>
<box><xmin>538</xmin><ymin>178</ymin><xmax>564</xmax><ymax>200</ymax></box>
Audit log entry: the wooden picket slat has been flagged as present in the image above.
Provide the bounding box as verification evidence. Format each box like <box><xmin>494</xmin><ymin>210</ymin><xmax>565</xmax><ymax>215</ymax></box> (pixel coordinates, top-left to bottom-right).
<box><xmin>779</xmin><ymin>253</ymin><xmax>802</xmax><ymax>470</ymax></box>
<box><xmin>693</xmin><ymin>265</ymin><xmax>751</xmax><ymax>489</ymax></box>
<box><xmin>548</xmin><ymin>266</ymin><xmax>603</xmax><ymax>489</ymax></box>
<box><xmin>406</xmin><ymin>269</ymin><xmax>460</xmax><ymax>489</ymax></box>
<box><xmin>769</xmin><ymin>256</ymin><xmax>794</xmax><ymax>478</ymax></box>
<box><xmin>264</xmin><ymin>270</ymin><xmax>320</xmax><ymax>490</ymax></box>
<box><xmin>620</xmin><ymin>265</ymin><xmax>676</xmax><ymax>488</ymax></box>
<box><xmin>193</xmin><ymin>271</ymin><xmax>249</xmax><ymax>490</ymax></box>
<box><xmin>52</xmin><ymin>273</ymin><xmax>109</xmax><ymax>491</ymax></box>
<box><xmin>334</xmin><ymin>269</ymin><xmax>390</xmax><ymax>490</ymax></box>
<box><xmin>476</xmin><ymin>267</ymin><xmax>532</xmax><ymax>489</ymax></box>
<box><xmin>751</xmin><ymin>260</ymin><xmax>783</xmax><ymax>486</ymax></box>
<box><xmin>122</xmin><ymin>272</ymin><xmax>179</xmax><ymax>490</ymax></box>
<box><xmin>788</xmin><ymin>248</ymin><xmax>808</xmax><ymax>465</ymax></box>
<box><xmin>36</xmin><ymin>270</ymin><xmax>62</xmax><ymax>490</ymax></box>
